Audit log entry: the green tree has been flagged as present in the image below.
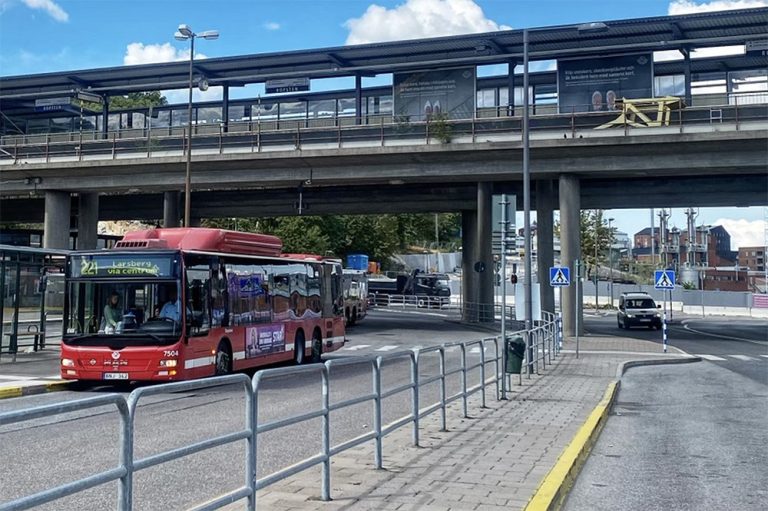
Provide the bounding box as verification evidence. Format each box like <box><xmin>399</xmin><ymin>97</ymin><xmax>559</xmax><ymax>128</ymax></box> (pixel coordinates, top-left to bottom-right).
<box><xmin>202</xmin><ymin>212</ymin><xmax>461</xmax><ymax>269</ymax></box>
<box><xmin>555</xmin><ymin>210</ymin><xmax>615</xmax><ymax>280</ymax></box>
<box><xmin>76</xmin><ymin>91</ymin><xmax>167</xmax><ymax>113</ymax></box>
<box><xmin>110</xmin><ymin>92</ymin><xmax>167</xmax><ymax>110</ymax></box>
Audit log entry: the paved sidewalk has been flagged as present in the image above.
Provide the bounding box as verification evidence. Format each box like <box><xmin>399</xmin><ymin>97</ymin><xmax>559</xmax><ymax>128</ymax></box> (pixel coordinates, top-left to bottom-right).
<box><xmin>222</xmin><ymin>335</ymin><xmax>689</xmax><ymax>510</ymax></box>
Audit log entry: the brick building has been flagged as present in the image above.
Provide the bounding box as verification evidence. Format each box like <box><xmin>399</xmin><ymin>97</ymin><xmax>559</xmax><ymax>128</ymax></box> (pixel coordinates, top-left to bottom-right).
<box><xmin>631</xmin><ymin>224</ymin><xmax>738</xmax><ymax>267</ymax></box>
<box><xmin>738</xmin><ymin>246</ymin><xmax>765</xmax><ymax>272</ymax></box>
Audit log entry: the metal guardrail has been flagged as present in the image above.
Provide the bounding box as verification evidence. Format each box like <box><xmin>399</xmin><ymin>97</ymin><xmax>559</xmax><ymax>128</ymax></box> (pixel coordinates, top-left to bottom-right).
<box><xmin>0</xmin><ymin>317</ymin><xmax>561</xmax><ymax>511</ymax></box>
<box><xmin>369</xmin><ymin>293</ymin><xmax>451</xmax><ymax>309</ymax></box>
<box><xmin>2</xmin><ymin>93</ymin><xmax>766</xmax><ymax>164</ymax></box>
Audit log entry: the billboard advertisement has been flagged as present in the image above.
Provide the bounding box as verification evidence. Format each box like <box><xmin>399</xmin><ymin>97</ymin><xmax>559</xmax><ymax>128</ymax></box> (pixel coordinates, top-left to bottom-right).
<box><xmin>557</xmin><ymin>53</ymin><xmax>653</xmax><ymax>113</ymax></box>
<box><xmin>246</xmin><ymin>324</ymin><xmax>285</xmax><ymax>358</ymax></box>
<box><xmin>393</xmin><ymin>67</ymin><xmax>476</xmax><ymax>121</ymax></box>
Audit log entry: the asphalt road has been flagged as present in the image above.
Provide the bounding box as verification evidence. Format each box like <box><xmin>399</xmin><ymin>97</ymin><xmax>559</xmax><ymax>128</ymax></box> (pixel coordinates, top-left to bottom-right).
<box><xmin>564</xmin><ymin>362</ymin><xmax>768</xmax><ymax>511</ymax></box>
<box><xmin>584</xmin><ymin>314</ymin><xmax>767</xmax><ymax>385</ymax></box>
<box><xmin>0</xmin><ymin>310</ymin><xmax>495</xmax><ymax>511</ymax></box>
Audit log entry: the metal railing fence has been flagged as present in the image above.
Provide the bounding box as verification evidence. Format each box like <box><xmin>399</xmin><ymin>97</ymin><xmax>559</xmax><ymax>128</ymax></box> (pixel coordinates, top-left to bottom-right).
<box><xmin>3</xmin><ymin>93</ymin><xmax>766</xmax><ymax>164</ymax></box>
<box><xmin>0</xmin><ymin>318</ymin><xmax>561</xmax><ymax>511</ymax></box>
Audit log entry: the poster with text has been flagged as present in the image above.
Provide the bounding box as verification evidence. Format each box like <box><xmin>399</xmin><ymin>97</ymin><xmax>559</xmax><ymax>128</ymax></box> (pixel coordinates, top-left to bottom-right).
<box><xmin>557</xmin><ymin>53</ymin><xmax>653</xmax><ymax>113</ymax></box>
<box><xmin>245</xmin><ymin>324</ymin><xmax>285</xmax><ymax>358</ymax></box>
<box><xmin>393</xmin><ymin>67</ymin><xmax>476</xmax><ymax>121</ymax></box>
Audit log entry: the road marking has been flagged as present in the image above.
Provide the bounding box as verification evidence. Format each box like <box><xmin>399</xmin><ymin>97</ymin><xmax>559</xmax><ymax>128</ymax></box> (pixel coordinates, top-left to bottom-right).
<box><xmin>727</xmin><ymin>354</ymin><xmax>758</xmax><ymax>361</ymax></box>
<box><xmin>761</xmin><ymin>355</ymin><xmax>768</xmax><ymax>359</ymax></box>
<box><xmin>681</xmin><ymin>322</ymin><xmax>768</xmax><ymax>346</ymax></box>
<box><xmin>696</xmin><ymin>354</ymin><xmax>727</xmax><ymax>361</ymax></box>
<box><xmin>341</xmin><ymin>344</ymin><xmax>371</xmax><ymax>351</ymax></box>
<box><xmin>375</xmin><ymin>345</ymin><xmax>399</xmax><ymax>352</ymax></box>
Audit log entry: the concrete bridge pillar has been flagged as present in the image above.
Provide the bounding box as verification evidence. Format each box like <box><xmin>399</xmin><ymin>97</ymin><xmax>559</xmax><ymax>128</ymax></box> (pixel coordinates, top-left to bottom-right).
<box><xmin>476</xmin><ymin>182</ymin><xmax>494</xmax><ymax>322</ymax></box>
<box><xmin>536</xmin><ymin>180</ymin><xmax>555</xmax><ymax>315</ymax></box>
<box><xmin>462</xmin><ymin>209</ymin><xmax>478</xmax><ymax>319</ymax></box>
<box><xmin>163</xmin><ymin>191</ymin><xmax>180</xmax><ymax>228</ymax></box>
<box><xmin>559</xmin><ymin>174</ymin><xmax>583</xmax><ymax>336</ymax></box>
<box><xmin>76</xmin><ymin>193</ymin><xmax>99</xmax><ymax>249</ymax></box>
<box><xmin>43</xmin><ymin>191</ymin><xmax>71</xmax><ymax>249</ymax></box>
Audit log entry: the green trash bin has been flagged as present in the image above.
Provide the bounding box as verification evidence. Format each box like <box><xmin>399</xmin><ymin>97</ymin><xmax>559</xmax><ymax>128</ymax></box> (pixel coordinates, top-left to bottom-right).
<box><xmin>505</xmin><ymin>336</ymin><xmax>526</xmax><ymax>374</ymax></box>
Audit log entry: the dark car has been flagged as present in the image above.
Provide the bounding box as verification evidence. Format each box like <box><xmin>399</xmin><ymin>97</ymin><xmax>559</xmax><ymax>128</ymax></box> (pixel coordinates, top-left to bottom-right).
<box><xmin>617</xmin><ymin>292</ymin><xmax>662</xmax><ymax>330</ymax></box>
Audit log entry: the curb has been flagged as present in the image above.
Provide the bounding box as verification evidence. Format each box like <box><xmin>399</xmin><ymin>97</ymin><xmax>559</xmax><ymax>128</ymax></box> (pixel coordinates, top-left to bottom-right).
<box><xmin>615</xmin><ymin>355</ymin><xmax>702</xmax><ymax>380</ymax></box>
<box><xmin>524</xmin><ymin>355</ymin><xmax>701</xmax><ymax>511</ymax></box>
<box><xmin>0</xmin><ymin>381</ymin><xmax>72</xmax><ymax>400</ymax></box>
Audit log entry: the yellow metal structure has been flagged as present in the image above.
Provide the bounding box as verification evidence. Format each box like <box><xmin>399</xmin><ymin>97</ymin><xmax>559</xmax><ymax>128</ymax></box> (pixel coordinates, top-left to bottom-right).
<box><xmin>596</xmin><ymin>96</ymin><xmax>685</xmax><ymax>129</ymax></box>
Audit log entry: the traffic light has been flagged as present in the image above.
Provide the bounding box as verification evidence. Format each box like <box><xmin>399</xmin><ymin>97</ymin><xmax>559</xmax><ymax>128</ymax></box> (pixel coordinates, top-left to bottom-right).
<box><xmin>510</xmin><ymin>274</ymin><xmax>518</xmax><ymax>284</ymax></box>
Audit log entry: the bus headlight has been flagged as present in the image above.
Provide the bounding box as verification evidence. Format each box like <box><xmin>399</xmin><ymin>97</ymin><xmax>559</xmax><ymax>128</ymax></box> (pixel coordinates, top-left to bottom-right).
<box><xmin>160</xmin><ymin>360</ymin><xmax>178</xmax><ymax>368</ymax></box>
<box><xmin>62</xmin><ymin>358</ymin><xmax>75</xmax><ymax>367</ymax></box>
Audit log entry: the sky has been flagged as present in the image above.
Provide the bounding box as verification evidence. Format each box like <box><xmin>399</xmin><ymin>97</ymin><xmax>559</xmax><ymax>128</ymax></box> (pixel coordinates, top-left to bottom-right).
<box><xmin>0</xmin><ymin>0</ymin><xmax>766</xmax><ymax>249</ymax></box>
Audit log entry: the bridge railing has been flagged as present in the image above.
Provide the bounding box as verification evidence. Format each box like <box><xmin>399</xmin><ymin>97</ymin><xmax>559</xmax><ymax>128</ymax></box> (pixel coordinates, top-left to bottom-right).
<box><xmin>2</xmin><ymin>92</ymin><xmax>765</xmax><ymax>164</ymax></box>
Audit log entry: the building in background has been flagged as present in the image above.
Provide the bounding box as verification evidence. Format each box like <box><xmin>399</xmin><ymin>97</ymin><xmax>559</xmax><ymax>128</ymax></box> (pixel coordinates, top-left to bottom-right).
<box><xmin>738</xmin><ymin>246</ymin><xmax>765</xmax><ymax>272</ymax></box>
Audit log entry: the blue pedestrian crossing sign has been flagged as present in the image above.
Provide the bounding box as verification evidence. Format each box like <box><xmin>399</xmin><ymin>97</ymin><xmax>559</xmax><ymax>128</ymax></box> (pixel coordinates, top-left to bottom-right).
<box><xmin>654</xmin><ymin>270</ymin><xmax>676</xmax><ymax>290</ymax></box>
<box><xmin>550</xmin><ymin>266</ymin><xmax>570</xmax><ymax>287</ymax></box>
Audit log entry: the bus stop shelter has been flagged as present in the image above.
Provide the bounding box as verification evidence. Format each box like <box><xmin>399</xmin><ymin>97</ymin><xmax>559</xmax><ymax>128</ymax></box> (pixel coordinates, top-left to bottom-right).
<box><xmin>1</xmin><ymin>245</ymin><xmax>68</xmax><ymax>362</ymax></box>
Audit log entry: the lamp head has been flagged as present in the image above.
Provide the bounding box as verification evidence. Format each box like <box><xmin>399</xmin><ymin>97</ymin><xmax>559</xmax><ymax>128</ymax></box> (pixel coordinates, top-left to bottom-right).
<box><xmin>178</xmin><ymin>24</ymin><xmax>193</xmax><ymax>37</ymax></box>
<box><xmin>174</xmin><ymin>31</ymin><xmax>189</xmax><ymax>41</ymax></box>
<box><xmin>577</xmin><ymin>22</ymin><xmax>609</xmax><ymax>33</ymax></box>
<box><xmin>199</xmin><ymin>30</ymin><xmax>219</xmax><ymax>40</ymax></box>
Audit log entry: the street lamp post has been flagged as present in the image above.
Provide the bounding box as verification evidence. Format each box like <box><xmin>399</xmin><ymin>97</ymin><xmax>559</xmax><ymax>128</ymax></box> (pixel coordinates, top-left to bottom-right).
<box><xmin>174</xmin><ymin>24</ymin><xmax>218</xmax><ymax>228</ymax></box>
<box><xmin>522</xmin><ymin>21</ymin><xmax>607</xmax><ymax>354</ymax></box>
<box><xmin>608</xmin><ymin>217</ymin><xmax>614</xmax><ymax>307</ymax></box>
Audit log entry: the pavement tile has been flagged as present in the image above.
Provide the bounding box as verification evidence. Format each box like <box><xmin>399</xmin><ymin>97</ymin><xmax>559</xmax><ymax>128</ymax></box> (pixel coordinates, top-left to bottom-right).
<box><xmin>218</xmin><ymin>334</ymin><xmax>681</xmax><ymax>511</ymax></box>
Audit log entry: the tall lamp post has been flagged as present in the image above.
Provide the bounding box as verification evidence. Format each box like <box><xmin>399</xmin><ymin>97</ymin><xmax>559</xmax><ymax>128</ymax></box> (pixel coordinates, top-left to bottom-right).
<box><xmin>522</xmin><ymin>21</ymin><xmax>607</xmax><ymax>360</ymax></box>
<box><xmin>174</xmin><ymin>24</ymin><xmax>219</xmax><ymax>227</ymax></box>
<box><xmin>608</xmin><ymin>217</ymin><xmax>614</xmax><ymax>307</ymax></box>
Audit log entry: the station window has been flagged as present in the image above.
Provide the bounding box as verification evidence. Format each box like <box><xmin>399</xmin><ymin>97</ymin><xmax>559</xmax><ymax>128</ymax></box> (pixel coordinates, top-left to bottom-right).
<box><xmin>337</xmin><ymin>98</ymin><xmax>356</xmax><ymax>117</ymax></box>
<box><xmin>309</xmin><ymin>99</ymin><xmax>336</xmax><ymax>119</ymax></box>
<box><xmin>654</xmin><ymin>75</ymin><xmax>685</xmax><ymax>97</ymax></box>
<box><xmin>729</xmin><ymin>68</ymin><xmax>767</xmax><ymax>105</ymax></box>
<box><xmin>197</xmin><ymin>107</ymin><xmax>222</xmax><ymax>125</ymax></box>
<box><xmin>477</xmin><ymin>89</ymin><xmax>496</xmax><ymax>108</ymax></box>
<box><xmin>279</xmin><ymin>101</ymin><xmax>306</xmax><ymax>121</ymax></box>
<box><xmin>150</xmin><ymin>110</ymin><xmax>170</xmax><ymax>129</ymax></box>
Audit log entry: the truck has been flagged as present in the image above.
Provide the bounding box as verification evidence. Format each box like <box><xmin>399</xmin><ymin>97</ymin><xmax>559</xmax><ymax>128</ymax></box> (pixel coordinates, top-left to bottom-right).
<box><xmin>341</xmin><ymin>269</ymin><xmax>368</xmax><ymax>325</ymax></box>
<box><xmin>368</xmin><ymin>269</ymin><xmax>451</xmax><ymax>308</ymax></box>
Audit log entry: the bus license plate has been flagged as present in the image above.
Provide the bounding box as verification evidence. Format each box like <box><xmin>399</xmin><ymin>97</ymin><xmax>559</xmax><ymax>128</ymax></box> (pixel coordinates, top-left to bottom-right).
<box><xmin>103</xmin><ymin>372</ymin><xmax>129</xmax><ymax>380</ymax></box>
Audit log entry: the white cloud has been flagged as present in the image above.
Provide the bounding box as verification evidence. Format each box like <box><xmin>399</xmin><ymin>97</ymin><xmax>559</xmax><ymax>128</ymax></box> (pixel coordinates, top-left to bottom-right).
<box><xmin>123</xmin><ymin>43</ymin><xmax>221</xmax><ymax>103</ymax></box>
<box><xmin>22</xmin><ymin>0</ymin><xmax>68</xmax><ymax>21</ymax></box>
<box><xmin>344</xmin><ymin>0</ymin><xmax>511</xmax><ymax>45</ymax></box>
<box><xmin>124</xmin><ymin>42</ymin><xmax>199</xmax><ymax>66</ymax></box>
<box><xmin>264</xmin><ymin>21</ymin><xmax>281</xmax><ymax>31</ymax></box>
<box><xmin>714</xmin><ymin>218</ymin><xmax>767</xmax><ymax>250</ymax></box>
<box><xmin>668</xmin><ymin>0</ymin><xmax>768</xmax><ymax>15</ymax></box>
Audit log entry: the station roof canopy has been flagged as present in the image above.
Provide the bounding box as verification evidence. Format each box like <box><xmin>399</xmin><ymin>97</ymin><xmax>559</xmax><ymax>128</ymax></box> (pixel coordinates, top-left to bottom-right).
<box><xmin>1</xmin><ymin>7</ymin><xmax>766</xmax><ymax>100</ymax></box>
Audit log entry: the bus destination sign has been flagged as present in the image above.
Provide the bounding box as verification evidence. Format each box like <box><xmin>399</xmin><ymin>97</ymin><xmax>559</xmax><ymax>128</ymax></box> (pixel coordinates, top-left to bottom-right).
<box><xmin>71</xmin><ymin>255</ymin><xmax>175</xmax><ymax>278</ymax></box>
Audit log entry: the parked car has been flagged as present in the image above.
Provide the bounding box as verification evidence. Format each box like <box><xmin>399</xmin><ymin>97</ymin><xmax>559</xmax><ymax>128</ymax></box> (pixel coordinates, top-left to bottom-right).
<box><xmin>617</xmin><ymin>292</ymin><xmax>662</xmax><ymax>330</ymax></box>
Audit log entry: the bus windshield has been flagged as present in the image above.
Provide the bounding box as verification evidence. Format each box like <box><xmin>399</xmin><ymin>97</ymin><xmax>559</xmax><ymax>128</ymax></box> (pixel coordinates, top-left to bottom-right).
<box><xmin>65</xmin><ymin>280</ymin><xmax>183</xmax><ymax>340</ymax></box>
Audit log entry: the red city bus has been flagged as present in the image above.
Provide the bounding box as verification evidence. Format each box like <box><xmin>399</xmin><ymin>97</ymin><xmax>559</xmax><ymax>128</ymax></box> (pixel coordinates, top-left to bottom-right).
<box><xmin>60</xmin><ymin>228</ymin><xmax>345</xmax><ymax>382</ymax></box>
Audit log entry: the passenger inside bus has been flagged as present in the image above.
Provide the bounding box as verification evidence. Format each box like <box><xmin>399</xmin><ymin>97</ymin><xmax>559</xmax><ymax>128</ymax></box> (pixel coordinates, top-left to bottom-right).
<box><xmin>102</xmin><ymin>291</ymin><xmax>122</xmax><ymax>333</ymax></box>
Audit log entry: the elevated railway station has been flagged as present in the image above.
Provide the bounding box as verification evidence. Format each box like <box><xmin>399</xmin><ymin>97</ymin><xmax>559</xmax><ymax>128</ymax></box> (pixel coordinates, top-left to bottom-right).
<box><xmin>1</xmin><ymin>7</ymin><xmax>767</xmax><ymax>334</ymax></box>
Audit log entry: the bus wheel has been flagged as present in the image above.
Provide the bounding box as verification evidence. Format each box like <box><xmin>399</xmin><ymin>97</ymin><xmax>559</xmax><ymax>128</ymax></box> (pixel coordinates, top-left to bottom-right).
<box><xmin>215</xmin><ymin>341</ymin><xmax>232</xmax><ymax>375</ymax></box>
<box><xmin>310</xmin><ymin>330</ymin><xmax>323</xmax><ymax>363</ymax></box>
<box><xmin>294</xmin><ymin>331</ymin><xmax>306</xmax><ymax>365</ymax></box>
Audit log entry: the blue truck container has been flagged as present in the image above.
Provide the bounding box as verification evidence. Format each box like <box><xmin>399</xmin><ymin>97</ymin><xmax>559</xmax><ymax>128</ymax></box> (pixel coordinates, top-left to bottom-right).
<box><xmin>346</xmin><ymin>254</ymin><xmax>369</xmax><ymax>271</ymax></box>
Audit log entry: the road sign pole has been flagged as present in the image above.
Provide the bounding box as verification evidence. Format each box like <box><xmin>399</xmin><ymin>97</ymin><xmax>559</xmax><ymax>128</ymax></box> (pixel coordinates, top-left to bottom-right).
<box><xmin>662</xmin><ymin>304</ymin><xmax>668</xmax><ymax>353</ymax></box>
<box><xmin>500</xmin><ymin>194</ymin><xmax>508</xmax><ymax>399</ymax></box>
<box><xmin>574</xmin><ymin>259</ymin><xmax>580</xmax><ymax>359</ymax></box>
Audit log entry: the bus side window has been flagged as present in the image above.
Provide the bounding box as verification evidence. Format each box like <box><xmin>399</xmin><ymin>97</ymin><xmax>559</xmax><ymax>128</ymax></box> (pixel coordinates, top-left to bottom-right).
<box><xmin>212</xmin><ymin>265</ymin><xmax>229</xmax><ymax>328</ymax></box>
